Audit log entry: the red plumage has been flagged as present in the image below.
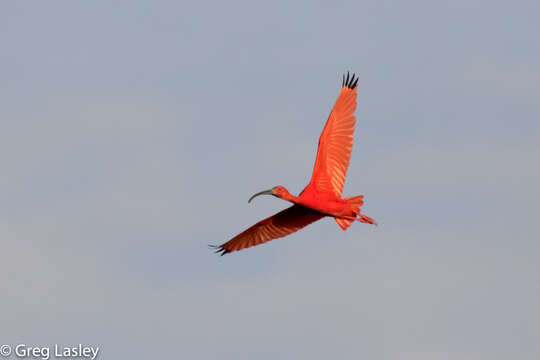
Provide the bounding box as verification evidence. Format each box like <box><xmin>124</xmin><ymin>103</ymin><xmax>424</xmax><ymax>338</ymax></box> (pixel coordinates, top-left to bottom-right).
<box><xmin>211</xmin><ymin>73</ymin><xmax>376</xmax><ymax>256</ymax></box>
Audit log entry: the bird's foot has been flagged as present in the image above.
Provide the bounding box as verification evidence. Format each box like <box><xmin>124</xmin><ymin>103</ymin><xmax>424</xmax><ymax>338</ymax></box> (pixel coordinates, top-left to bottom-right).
<box><xmin>357</xmin><ymin>214</ymin><xmax>377</xmax><ymax>226</ymax></box>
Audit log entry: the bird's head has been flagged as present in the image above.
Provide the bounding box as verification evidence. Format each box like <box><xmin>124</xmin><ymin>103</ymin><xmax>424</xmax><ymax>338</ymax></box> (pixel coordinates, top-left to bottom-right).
<box><xmin>248</xmin><ymin>185</ymin><xmax>291</xmax><ymax>203</ymax></box>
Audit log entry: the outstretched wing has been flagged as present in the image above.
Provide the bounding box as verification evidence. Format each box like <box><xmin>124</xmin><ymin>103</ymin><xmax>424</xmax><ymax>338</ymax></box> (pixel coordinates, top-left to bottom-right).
<box><xmin>211</xmin><ymin>205</ymin><xmax>324</xmax><ymax>255</ymax></box>
<box><xmin>308</xmin><ymin>72</ymin><xmax>358</xmax><ymax>197</ymax></box>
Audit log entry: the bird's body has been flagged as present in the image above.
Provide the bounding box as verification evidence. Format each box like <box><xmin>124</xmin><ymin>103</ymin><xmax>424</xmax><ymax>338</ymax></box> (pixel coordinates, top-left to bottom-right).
<box><xmin>294</xmin><ymin>186</ymin><xmax>355</xmax><ymax>219</ymax></box>
<box><xmin>211</xmin><ymin>73</ymin><xmax>375</xmax><ymax>255</ymax></box>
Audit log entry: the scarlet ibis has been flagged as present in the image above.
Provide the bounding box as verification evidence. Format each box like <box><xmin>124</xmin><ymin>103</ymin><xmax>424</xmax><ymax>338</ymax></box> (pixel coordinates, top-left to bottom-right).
<box><xmin>210</xmin><ymin>72</ymin><xmax>376</xmax><ymax>255</ymax></box>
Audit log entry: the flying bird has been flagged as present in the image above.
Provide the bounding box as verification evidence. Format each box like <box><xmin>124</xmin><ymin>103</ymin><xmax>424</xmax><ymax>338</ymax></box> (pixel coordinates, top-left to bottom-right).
<box><xmin>210</xmin><ymin>72</ymin><xmax>376</xmax><ymax>255</ymax></box>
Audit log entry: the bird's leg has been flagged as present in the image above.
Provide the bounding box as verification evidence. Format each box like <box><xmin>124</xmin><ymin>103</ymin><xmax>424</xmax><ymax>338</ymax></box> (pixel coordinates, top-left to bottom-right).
<box><xmin>348</xmin><ymin>207</ymin><xmax>377</xmax><ymax>226</ymax></box>
<box><xmin>339</xmin><ymin>213</ymin><xmax>377</xmax><ymax>226</ymax></box>
<box><xmin>356</xmin><ymin>214</ymin><xmax>377</xmax><ymax>225</ymax></box>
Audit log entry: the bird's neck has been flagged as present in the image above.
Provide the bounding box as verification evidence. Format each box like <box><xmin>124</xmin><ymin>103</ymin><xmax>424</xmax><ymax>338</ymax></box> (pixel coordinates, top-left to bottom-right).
<box><xmin>281</xmin><ymin>192</ymin><xmax>300</xmax><ymax>204</ymax></box>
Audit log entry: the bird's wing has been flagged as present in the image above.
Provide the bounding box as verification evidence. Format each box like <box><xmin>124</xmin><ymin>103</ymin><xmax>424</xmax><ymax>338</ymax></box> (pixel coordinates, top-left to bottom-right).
<box><xmin>211</xmin><ymin>205</ymin><xmax>324</xmax><ymax>255</ymax></box>
<box><xmin>308</xmin><ymin>73</ymin><xmax>358</xmax><ymax>197</ymax></box>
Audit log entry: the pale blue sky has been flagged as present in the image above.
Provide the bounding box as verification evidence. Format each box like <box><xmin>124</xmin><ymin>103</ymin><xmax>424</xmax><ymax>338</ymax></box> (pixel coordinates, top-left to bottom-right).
<box><xmin>1</xmin><ymin>1</ymin><xmax>539</xmax><ymax>359</ymax></box>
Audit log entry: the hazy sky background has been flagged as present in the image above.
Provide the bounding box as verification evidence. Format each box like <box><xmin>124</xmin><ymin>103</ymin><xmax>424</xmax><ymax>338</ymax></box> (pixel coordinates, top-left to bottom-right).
<box><xmin>1</xmin><ymin>1</ymin><xmax>539</xmax><ymax>359</ymax></box>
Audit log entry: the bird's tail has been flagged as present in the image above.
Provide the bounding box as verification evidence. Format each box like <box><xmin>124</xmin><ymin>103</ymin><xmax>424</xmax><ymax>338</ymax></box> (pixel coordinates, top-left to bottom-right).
<box><xmin>347</xmin><ymin>195</ymin><xmax>365</xmax><ymax>208</ymax></box>
<box><xmin>335</xmin><ymin>195</ymin><xmax>365</xmax><ymax>230</ymax></box>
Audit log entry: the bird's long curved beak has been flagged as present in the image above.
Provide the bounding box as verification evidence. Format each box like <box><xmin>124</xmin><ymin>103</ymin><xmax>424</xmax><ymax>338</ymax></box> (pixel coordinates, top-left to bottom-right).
<box><xmin>248</xmin><ymin>188</ymin><xmax>274</xmax><ymax>203</ymax></box>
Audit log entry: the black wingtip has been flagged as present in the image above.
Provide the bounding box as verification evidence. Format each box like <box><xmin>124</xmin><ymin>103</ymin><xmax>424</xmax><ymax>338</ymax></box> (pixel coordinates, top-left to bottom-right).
<box><xmin>208</xmin><ymin>244</ymin><xmax>230</xmax><ymax>256</ymax></box>
<box><xmin>342</xmin><ymin>72</ymin><xmax>358</xmax><ymax>89</ymax></box>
